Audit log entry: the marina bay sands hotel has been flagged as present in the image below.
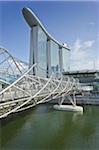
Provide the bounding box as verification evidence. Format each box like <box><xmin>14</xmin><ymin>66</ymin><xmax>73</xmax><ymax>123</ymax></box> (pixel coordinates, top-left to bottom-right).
<box><xmin>22</xmin><ymin>7</ymin><xmax>70</xmax><ymax>77</ymax></box>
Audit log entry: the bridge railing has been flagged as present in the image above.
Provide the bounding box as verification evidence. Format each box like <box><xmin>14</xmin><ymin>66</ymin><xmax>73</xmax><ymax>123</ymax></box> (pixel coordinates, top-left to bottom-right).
<box><xmin>0</xmin><ymin>47</ymin><xmax>81</xmax><ymax>119</ymax></box>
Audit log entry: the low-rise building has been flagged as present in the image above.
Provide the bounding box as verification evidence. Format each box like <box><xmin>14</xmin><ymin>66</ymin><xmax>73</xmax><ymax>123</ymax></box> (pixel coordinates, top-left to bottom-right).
<box><xmin>63</xmin><ymin>70</ymin><xmax>99</xmax><ymax>92</ymax></box>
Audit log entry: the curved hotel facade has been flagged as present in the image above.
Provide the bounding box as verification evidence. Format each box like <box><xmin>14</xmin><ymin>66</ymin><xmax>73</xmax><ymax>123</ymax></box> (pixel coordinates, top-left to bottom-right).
<box><xmin>22</xmin><ymin>7</ymin><xmax>70</xmax><ymax>77</ymax></box>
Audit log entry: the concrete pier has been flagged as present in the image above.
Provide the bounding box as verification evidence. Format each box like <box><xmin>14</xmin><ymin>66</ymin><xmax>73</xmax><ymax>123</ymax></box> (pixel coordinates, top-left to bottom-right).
<box><xmin>48</xmin><ymin>95</ymin><xmax>99</xmax><ymax>105</ymax></box>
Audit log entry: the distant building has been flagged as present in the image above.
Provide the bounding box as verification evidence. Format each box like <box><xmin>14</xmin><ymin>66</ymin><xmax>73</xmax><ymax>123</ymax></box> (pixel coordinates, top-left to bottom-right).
<box><xmin>63</xmin><ymin>70</ymin><xmax>99</xmax><ymax>92</ymax></box>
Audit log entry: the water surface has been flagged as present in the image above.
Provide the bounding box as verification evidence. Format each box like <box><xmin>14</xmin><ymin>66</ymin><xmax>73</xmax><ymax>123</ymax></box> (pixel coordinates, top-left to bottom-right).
<box><xmin>0</xmin><ymin>104</ymin><xmax>99</xmax><ymax>150</ymax></box>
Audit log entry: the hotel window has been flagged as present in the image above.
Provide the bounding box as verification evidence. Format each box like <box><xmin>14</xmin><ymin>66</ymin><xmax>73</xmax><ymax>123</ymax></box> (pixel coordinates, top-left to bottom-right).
<box><xmin>38</xmin><ymin>27</ymin><xmax>47</xmax><ymax>76</ymax></box>
<box><xmin>62</xmin><ymin>48</ymin><xmax>70</xmax><ymax>72</ymax></box>
<box><xmin>50</xmin><ymin>41</ymin><xmax>60</xmax><ymax>76</ymax></box>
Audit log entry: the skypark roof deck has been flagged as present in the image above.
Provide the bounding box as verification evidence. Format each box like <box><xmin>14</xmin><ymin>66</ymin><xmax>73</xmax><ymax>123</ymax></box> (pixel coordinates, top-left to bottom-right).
<box><xmin>22</xmin><ymin>7</ymin><xmax>70</xmax><ymax>51</ymax></box>
<box><xmin>22</xmin><ymin>7</ymin><xmax>70</xmax><ymax>77</ymax></box>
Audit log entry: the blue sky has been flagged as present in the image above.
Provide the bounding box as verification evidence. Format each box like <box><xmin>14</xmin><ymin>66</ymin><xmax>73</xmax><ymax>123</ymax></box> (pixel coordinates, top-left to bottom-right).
<box><xmin>0</xmin><ymin>1</ymin><xmax>99</xmax><ymax>70</ymax></box>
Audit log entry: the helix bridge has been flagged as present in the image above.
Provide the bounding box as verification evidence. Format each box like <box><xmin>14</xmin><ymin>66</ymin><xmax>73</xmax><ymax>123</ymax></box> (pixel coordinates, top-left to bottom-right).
<box><xmin>0</xmin><ymin>47</ymin><xmax>83</xmax><ymax>119</ymax></box>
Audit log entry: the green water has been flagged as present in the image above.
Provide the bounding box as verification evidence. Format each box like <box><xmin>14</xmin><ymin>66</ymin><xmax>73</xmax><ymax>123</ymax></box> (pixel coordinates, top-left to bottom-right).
<box><xmin>0</xmin><ymin>104</ymin><xmax>99</xmax><ymax>150</ymax></box>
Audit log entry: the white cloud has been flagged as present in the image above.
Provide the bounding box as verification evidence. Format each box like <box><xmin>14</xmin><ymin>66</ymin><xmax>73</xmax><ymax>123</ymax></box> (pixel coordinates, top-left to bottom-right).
<box><xmin>70</xmin><ymin>38</ymin><xmax>97</xmax><ymax>71</ymax></box>
<box><xmin>83</xmin><ymin>40</ymin><xmax>95</xmax><ymax>48</ymax></box>
<box><xmin>97</xmin><ymin>34</ymin><xmax>99</xmax><ymax>41</ymax></box>
<box><xmin>73</xmin><ymin>38</ymin><xmax>81</xmax><ymax>51</ymax></box>
<box><xmin>71</xmin><ymin>60</ymin><xmax>96</xmax><ymax>71</ymax></box>
<box><xmin>89</xmin><ymin>22</ymin><xmax>95</xmax><ymax>26</ymax></box>
<box><xmin>95</xmin><ymin>59</ymin><xmax>99</xmax><ymax>69</ymax></box>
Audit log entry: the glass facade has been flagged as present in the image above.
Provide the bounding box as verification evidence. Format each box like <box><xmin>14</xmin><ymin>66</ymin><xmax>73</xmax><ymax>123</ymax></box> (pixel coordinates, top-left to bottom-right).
<box><xmin>62</xmin><ymin>48</ymin><xmax>70</xmax><ymax>72</ymax></box>
<box><xmin>30</xmin><ymin>27</ymin><xmax>70</xmax><ymax>77</ymax></box>
<box><xmin>50</xmin><ymin>41</ymin><xmax>60</xmax><ymax>76</ymax></box>
<box><xmin>38</xmin><ymin>27</ymin><xmax>47</xmax><ymax>76</ymax></box>
<box><xmin>24</xmin><ymin>7</ymin><xmax>70</xmax><ymax>77</ymax></box>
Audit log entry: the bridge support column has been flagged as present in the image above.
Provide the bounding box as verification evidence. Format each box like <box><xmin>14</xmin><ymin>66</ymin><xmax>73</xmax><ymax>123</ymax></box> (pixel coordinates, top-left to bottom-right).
<box><xmin>29</xmin><ymin>26</ymin><xmax>38</xmax><ymax>75</ymax></box>
<box><xmin>46</xmin><ymin>39</ymin><xmax>51</xmax><ymax>78</ymax></box>
<box><xmin>59</xmin><ymin>47</ymin><xmax>63</xmax><ymax>74</ymax></box>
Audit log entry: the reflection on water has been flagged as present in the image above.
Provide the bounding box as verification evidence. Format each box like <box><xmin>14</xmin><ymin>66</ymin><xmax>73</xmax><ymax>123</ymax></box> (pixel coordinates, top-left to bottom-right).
<box><xmin>72</xmin><ymin>111</ymin><xmax>83</xmax><ymax>122</ymax></box>
<box><xmin>0</xmin><ymin>104</ymin><xmax>99</xmax><ymax>150</ymax></box>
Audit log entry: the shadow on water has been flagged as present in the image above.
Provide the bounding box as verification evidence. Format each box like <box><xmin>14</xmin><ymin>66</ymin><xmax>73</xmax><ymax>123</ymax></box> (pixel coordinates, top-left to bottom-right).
<box><xmin>0</xmin><ymin>104</ymin><xmax>99</xmax><ymax>150</ymax></box>
<box><xmin>0</xmin><ymin>104</ymin><xmax>54</xmax><ymax>147</ymax></box>
<box><xmin>0</xmin><ymin>107</ymin><xmax>35</xmax><ymax>147</ymax></box>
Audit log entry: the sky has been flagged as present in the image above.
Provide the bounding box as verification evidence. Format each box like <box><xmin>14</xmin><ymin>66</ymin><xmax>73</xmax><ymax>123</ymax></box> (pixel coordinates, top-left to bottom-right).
<box><xmin>0</xmin><ymin>1</ymin><xmax>99</xmax><ymax>71</ymax></box>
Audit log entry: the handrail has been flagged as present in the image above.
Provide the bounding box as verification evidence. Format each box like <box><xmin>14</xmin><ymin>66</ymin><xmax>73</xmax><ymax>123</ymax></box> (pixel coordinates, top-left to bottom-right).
<box><xmin>0</xmin><ymin>63</ymin><xmax>36</xmax><ymax>95</ymax></box>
